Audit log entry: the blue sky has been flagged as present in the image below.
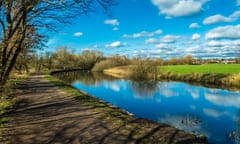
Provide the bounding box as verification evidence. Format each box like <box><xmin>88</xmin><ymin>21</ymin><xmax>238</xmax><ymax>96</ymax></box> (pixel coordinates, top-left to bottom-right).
<box><xmin>46</xmin><ymin>0</ymin><xmax>240</xmax><ymax>59</ymax></box>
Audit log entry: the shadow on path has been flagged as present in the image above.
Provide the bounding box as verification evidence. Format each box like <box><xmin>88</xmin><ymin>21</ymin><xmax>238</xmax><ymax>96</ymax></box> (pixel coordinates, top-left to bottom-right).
<box><xmin>0</xmin><ymin>74</ymin><xmax>207</xmax><ymax>144</ymax></box>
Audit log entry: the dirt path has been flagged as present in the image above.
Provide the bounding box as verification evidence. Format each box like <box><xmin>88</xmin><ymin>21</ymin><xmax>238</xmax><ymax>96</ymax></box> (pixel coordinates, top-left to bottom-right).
<box><xmin>0</xmin><ymin>74</ymin><xmax>207</xmax><ymax>144</ymax></box>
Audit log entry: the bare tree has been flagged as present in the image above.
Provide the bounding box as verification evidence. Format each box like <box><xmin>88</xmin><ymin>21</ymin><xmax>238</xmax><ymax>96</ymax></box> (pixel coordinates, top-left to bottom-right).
<box><xmin>14</xmin><ymin>26</ymin><xmax>45</xmax><ymax>73</ymax></box>
<box><xmin>0</xmin><ymin>0</ymin><xmax>115</xmax><ymax>92</ymax></box>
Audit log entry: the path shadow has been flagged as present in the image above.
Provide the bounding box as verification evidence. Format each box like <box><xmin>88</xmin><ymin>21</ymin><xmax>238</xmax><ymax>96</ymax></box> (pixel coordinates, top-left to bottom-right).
<box><xmin>1</xmin><ymin>75</ymin><xmax>207</xmax><ymax>144</ymax></box>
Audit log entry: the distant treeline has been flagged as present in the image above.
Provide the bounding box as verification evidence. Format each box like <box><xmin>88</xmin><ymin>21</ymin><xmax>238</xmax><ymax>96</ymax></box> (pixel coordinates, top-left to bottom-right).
<box><xmin>15</xmin><ymin>47</ymin><xmax>240</xmax><ymax>75</ymax></box>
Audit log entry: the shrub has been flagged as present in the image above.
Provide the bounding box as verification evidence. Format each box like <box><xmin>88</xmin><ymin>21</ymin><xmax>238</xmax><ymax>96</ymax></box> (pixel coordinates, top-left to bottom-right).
<box><xmin>129</xmin><ymin>59</ymin><xmax>159</xmax><ymax>81</ymax></box>
<box><xmin>92</xmin><ymin>56</ymin><xmax>130</xmax><ymax>72</ymax></box>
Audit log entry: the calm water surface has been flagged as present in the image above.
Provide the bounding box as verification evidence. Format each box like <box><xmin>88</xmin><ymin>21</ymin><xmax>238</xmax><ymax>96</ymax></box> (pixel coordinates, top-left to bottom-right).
<box><xmin>54</xmin><ymin>71</ymin><xmax>240</xmax><ymax>144</ymax></box>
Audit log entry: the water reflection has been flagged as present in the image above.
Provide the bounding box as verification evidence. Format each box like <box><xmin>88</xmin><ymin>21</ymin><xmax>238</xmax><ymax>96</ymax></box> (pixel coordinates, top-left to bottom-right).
<box><xmin>54</xmin><ymin>71</ymin><xmax>117</xmax><ymax>85</ymax></box>
<box><xmin>53</xmin><ymin>71</ymin><xmax>240</xmax><ymax>144</ymax></box>
<box><xmin>158</xmin><ymin>114</ymin><xmax>202</xmax><ymax>136</ymax></box>
<box><xmin>226</xmin><ymin>112</ymin><xmax>240</xmax><ymax>144</ymax></box>
<box><xmin>181</xmin><ymin>114</ymin><xmax>201</xmax><ymax>128</ymax></box>
<box><xmin>205</xmin><ymin>91</ymin><xmax>240</xmax><ymax>108</ymax></box>
<box><xmin>159</xmin><ymin>83</ymin><xmax>180</xmax><ymax>98</ymax></box>
<box><xmin>131</xmin><ymin>81</ymin><xmax>160</xmax><ymax>98</ymax></box>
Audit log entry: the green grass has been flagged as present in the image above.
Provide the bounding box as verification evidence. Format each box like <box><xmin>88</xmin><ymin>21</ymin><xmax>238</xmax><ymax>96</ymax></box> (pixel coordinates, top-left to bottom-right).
<box><xmin>0</xmin><ymin>76</ymin><xmax>27</xmax><ymax>115</ymax></box>
<box><xmin>161</xmin><ymin>64</ymin><xmax>240</xmax><ymax>75</ymax></box>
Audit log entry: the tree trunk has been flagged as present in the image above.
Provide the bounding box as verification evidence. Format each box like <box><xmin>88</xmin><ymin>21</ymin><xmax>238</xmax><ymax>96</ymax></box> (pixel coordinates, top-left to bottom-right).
<box><xmin>24</xmin><ymin>63</ymin><xmax>29</xmax><ymax>73</ymax></box>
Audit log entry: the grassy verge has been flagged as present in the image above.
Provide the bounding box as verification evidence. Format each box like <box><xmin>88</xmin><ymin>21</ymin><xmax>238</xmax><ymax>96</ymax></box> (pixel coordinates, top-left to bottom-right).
<box><xmin>160</xmin><ymin>64</ymin><xmax>240</xmax><ymax>89</ymax></box>
<box><xmin>161</xmin><ymin>64</ymin><xmax>240</xmax><ymax>74</ymax></box>
<box><xmin>0</xmin><ymin>74</ymin><xmax>28</xmax><ymax>139</ymax></box>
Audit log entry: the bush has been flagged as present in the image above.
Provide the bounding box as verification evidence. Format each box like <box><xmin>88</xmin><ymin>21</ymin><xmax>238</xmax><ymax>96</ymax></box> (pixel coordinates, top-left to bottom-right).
<box><xmin>129</xmin><ymin>59</ymin><xmax>159</xmax><ymax>81</ymax></box>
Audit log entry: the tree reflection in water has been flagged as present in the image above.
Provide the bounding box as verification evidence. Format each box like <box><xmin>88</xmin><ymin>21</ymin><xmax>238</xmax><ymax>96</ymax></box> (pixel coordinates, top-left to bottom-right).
<box><xmin>181</xmin><ymin>114</ymin><xmax>201</xmax><ymax>127</ymax></box>
<box><xmin>226</xmin><ymin>111</ymin><xmax>240</xmax><ymax>144</ymax></box>
<box><xmin>180</xmin><ymin>114</ymin><xmax>201</xmax><ymax>135</ymax></box>
<box><xmin>53</xmin><ymin>71</ymin><xmax>117</xmax><ymax>86</ymax></box>
<box><xmin>130</xmin><ymin>80</ymin><xmax>160</xmax><ymax>98</ymax></box>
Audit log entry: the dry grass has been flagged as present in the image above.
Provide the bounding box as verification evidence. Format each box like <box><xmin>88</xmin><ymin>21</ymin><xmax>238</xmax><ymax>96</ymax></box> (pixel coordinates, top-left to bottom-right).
<box><xmin>92</xmin><ymin>56</ymin><xmax>130</xmax><ymax>72</ymax></box>
<box><xmin>226</xmin><ymin>73</ymin><xmax>240</xmax><ymax>87</ymax></box>
<box><xmin>103</xmin><ymin>65</ymin><xmax>134</xmax><ymax>78</ymax></box>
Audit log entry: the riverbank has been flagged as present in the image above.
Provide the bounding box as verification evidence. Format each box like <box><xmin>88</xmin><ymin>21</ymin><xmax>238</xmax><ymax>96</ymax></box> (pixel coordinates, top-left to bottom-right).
<box><xmin>0</xmin><ymin>74</ymin><xmax>207</xmax><ymax>144</ymax></box>
<box><xmin>104</xmin><ymin>64</ymin><xmax>240</xmax><ymax>89</ymax></box>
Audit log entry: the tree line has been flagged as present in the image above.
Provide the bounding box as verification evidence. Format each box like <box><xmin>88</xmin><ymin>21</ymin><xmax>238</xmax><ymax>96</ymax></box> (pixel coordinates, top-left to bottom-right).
<box><xmin>9</xmin><ymin>45</ymin><xmax>240</xmax><ymax>79</ymax></box>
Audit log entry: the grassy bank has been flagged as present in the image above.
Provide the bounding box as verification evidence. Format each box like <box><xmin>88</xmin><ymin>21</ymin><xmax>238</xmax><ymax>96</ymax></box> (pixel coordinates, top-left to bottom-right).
<box><xmin>159</xmin><ymin>72</ymin><xmax>240</xmax><ymax>88</ymax></box>
<box><xmin>104</xmin><ymin>64</ymin><xmax>240</xmax><ymax>89</ymax></box>
<box><xmin>160</xmin><ymin>64</ymin><xmax>240</xmax><ymax>88</ymax></box>
<box><xmin>161</xmin><ymin>64</ymin><xmax>240</xmax><ymax>74</ymax></box>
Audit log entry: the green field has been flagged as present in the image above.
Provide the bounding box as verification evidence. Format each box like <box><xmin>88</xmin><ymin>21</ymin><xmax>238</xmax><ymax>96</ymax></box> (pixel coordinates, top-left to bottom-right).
<box><xmin>161</xmin><ymin>64</ymin><xmax>240</xmax><ymax>74</ymax></box>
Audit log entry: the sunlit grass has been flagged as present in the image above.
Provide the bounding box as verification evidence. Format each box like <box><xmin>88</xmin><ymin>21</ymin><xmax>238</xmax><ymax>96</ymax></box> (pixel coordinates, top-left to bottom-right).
<box><xmin>161</xmin><ymin>64</ymin><xmax>240</xmax><ymax>74</ymax></box>
<box><xmin>0</xmin><ymin>76</ymin><xmax>27</xmax><ymax>115</ymax></box>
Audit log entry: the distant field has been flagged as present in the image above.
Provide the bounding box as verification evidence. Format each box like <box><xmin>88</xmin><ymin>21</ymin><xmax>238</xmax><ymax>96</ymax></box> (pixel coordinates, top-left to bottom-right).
<box><xmin>161</xmin><ymin>64</ymin><xmax>240</xmax><ymax>74</ymax></box>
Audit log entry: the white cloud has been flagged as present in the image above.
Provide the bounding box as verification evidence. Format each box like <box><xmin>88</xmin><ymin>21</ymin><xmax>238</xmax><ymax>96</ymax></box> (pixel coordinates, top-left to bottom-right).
<box><xmin>105</xmin><ymin>41</ymin><xmax>127</xmax><ymax>48</ymax></box>
<box><xmin>206</xmin><ymin>40</ymin><xmax>224</xmax><ymax>47</ymax></box>
<box><xmin>161</xmin><ymin>35</ymin><xmax>181</xmax><ymax>43</ymax></box>
<box><xmin>151</xmin><ymin>0</ymin><xmax>209</xmax><ymax>18</ymax></box>
<box><xmin>206</xmin><ymin>40</ymin><xmax>240</xmax><ymax>49</ymax></box>
<box><xmin>204</xmin><ymin>14</ymin><xmax>231</xmax><ymax>25</ymax></box>
<box><xmin>123</xmin><ymin>29</ymin><xmax>162</xmax><ymax>38</ymax></box>
<box><xmin>113</xmin><ymin>27</ymin><xmax>119</xmax><ymax>31</ymax></box>
<box><xmin>205</xmin><ymin>24</ymin><xmax>240</xmax><ymax>39</ymax></box>
<box><xmin>145</xmin><ymin>38</ymin><xmax>159</xmax><ymax>44</ymax></box>
<box><xmin>192</xmin><ymin>33</ymin><xmax>201</xmax><ymax>41</ymax></box>
<box><xmin>81</xmin><ymin>45</ymin><xmax>99</xmax><ymax>51</ymax></box>
<box><xmin>93</xmin><ymin>45</ymin><xmax>98</xmax><ymax>48</ymax></box>
<box><xmin>73</xmin><ymin>32</ymin><xmax>83</xmax><ymax>37</ymax></box>
<box><xmin>189</xmin><ymin>22</ymin><xmax>200</xmax><ymax>29</ymax></box>
<box><xmin>230</xmin><ymin>10</ymin><xmax>240</xmax><ymax>19</ymax></box>
<box><xmin>155</xmin><ymin>43</ymin><xmax>169</xmax><ymax>49</ymax></box>
<box><xmin>203</xmin><ymin>10</ymin><xmax>240</xmax><ymax>25</ymax></box>
<box><xmin>154</xmin><ymin>29</ymin><xmax>163</xmax><ymax>34</ymax></box>
<box><xmin>46</xmin><ymin>38</ymin><xmax>57</xmax><ymax>47</ymax></box>
<box><xmin>186</xmin><ymin>39</ymin><xmax>238</xmax><ymax>58</ymax></box>
<box><xmin>104</xmin><ymin>19</ymin><xmax>120</xmax><ymax>26</ymax></box>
